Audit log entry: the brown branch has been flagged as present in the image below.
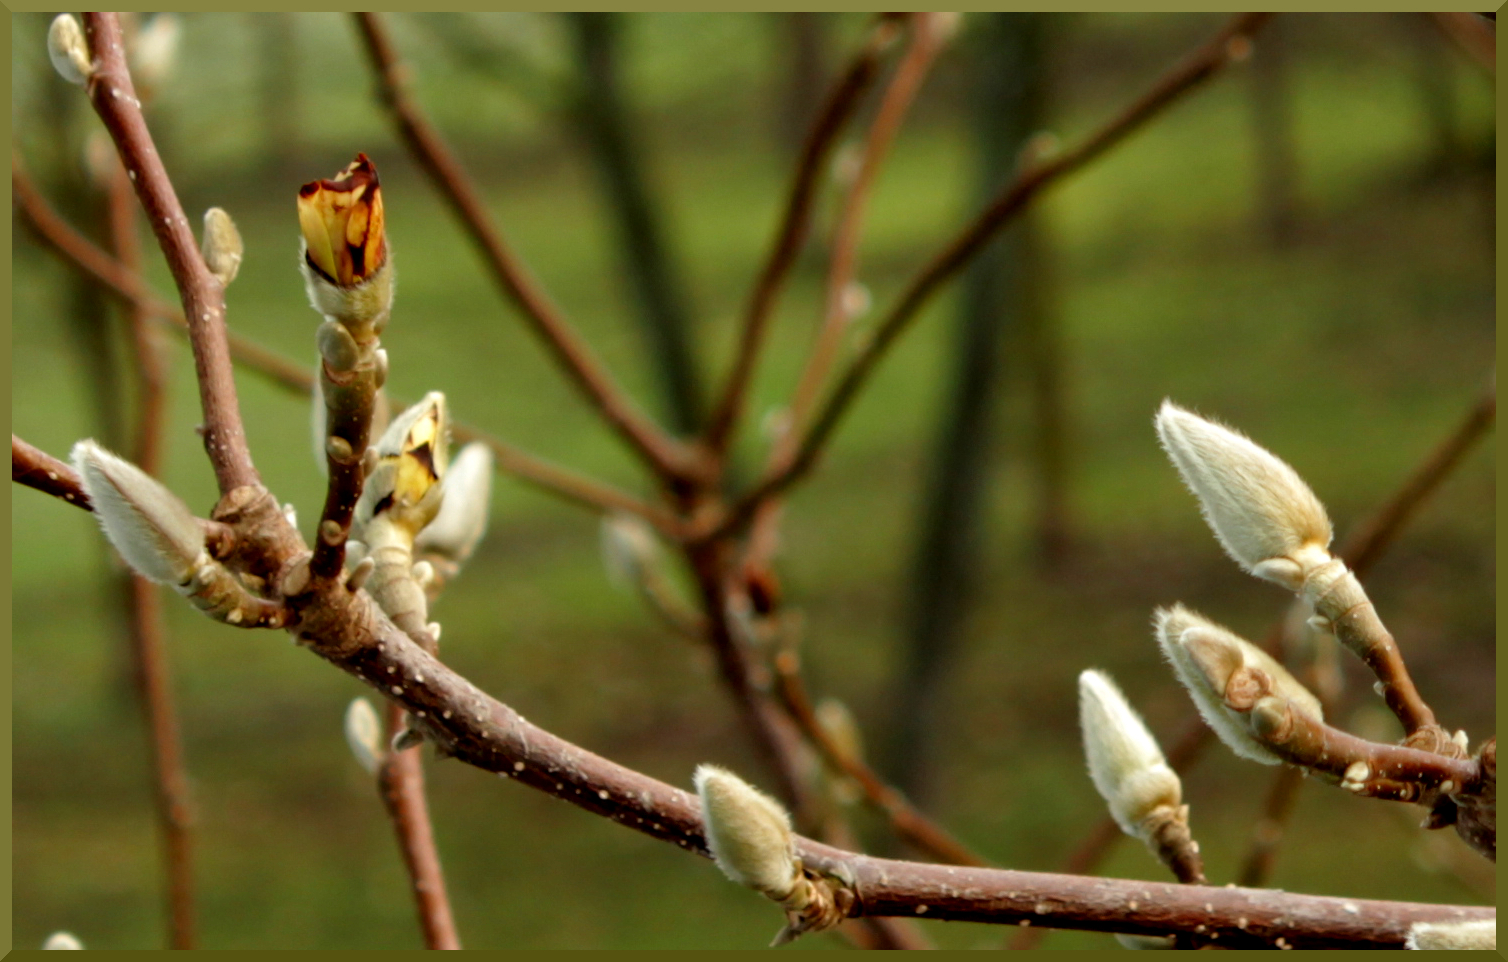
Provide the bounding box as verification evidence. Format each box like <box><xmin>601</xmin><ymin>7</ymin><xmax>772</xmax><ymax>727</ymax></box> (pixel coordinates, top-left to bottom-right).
<box><xmin>378</xmin><ymin>701</ymin><xmax>461</xmax><ymax>949</ymax></box>
<box><xmin>13</xmin><ymin>163</ymin><xmax>684</xmax><ymax>537</ymax></box>
<box><xmin>772</xmin><ymin>648</ymin><xmax>989</xmax><ymax>868</ymax></box>
<box><xmin>703</xmin><ymin>14</ymin><xmax>902</xmax><ymax>455</ymax></box>
<box><xmin>13</xmin><ymin>435</ymin><xmax>91</xmax><ymax>509</ymax></box>
<box><xmin>1431</xmin><ymin>12</ymin><xmax>1496</xmax><ymax>75</ymax></box>
<box><xmin>706</xmin><ymin>13</ymin><xmax>1275</xmax><ymax>542</ymax></box>
<box><xmin>285</xmin><ymin>581</ymin><xmax>1489</xmax><ymax>948</ymax></box>
<box><xmin>106</xmin><ymin>147</ymin><xmax>198</xmax><ymax>950</ymax></box>
<box><xmin>81</xmin><ymin>13</ymin><xmax>257</xmax><ymax>495</ymax></box>
<box><xmin>351</xmin><ymin>12</ymin><xmax>693</xmax><ymax>484</ymax></box>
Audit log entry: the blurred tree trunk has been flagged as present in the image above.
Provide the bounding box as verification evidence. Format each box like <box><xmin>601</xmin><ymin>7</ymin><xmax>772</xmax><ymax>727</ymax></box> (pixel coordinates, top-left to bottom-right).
<box><xmin>1248</xmin><ymin>15</ymin><xmax>1300</xmax><ymax>248</ymax></box>
<box><xmin>883</xmin><ymin>13</ymin><xmax>1051</xmax><ymax>805</ymax></box>
<box><xmin>773</xmin><ymin>14</ymin><xmax>831</xmax><ymax>158</ymax></box>
<box><xmin>256</xmin><ymin>13</ymin><xmax>301</xmax><ymax>184</ymax></box>
<box><xmin>567</xmin><ymin>13</ymin><xmax>704</xmax><ymax>436</ymax></box>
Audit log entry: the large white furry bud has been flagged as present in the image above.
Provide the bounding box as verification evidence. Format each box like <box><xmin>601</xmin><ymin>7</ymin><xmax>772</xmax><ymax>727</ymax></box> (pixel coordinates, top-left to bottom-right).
<box><xmin>1078</xmin><ymin>670</ymin><xmax>1182</xmax><ymax>840</ymax></box>
<box><xmin>71</xmin><ymin>440</ymin><xmax>206</xmax><ymax>586</ymax></box>
<box><xmin>1405</xmin><ymin>918</ymin><xmax>1496</xmax><ymax>950</ymax></box>
<box><xmin>1155</xmin><ymin>401</ymin><xmax>1332</xmax><ymax>589</ymax></box>
<box><xmin>694</xmin><ymin>764</ymin><xmax>799</xmax><ymax>900</ymax></box>
<box><xmin>1156</xmin><ymin>605</ymin><xmax>1322</xmax><ymax>765</ymax></box>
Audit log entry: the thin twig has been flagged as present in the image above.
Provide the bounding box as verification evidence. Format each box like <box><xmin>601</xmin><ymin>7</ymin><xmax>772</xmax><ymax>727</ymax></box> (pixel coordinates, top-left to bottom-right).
<box><xmin>706</xmin><ymin>13</ymin><xmax>1275</xmax><ymax>543</ymax></box>
<box><xmin>106</xmin><ymin>147</ymin><xmax>198</xmax><ymax>950</ymax></box>
<box><xmin>13</xmin><ymin>435</ymin><xmax>91</xmax><ymax>508</ymax></box>
<box><xmin>772</xmin><ymin>648</ymin><xmax>989</xmax><ymax>867</ymax></box>
<box><xmin>12</xmin><ymin>163</ymin><xmax>683</xmax><ymax>535</ymax></box>
<box><xmin>745</xmin><ymin>13</ymin><xmax>952</xmax><ymax>567</ymax></box>
<box><xmin>378</xmin><ymin>702</ymin><xmax>461</xmax><ymax>949</ymax></box>
<box><xmin>81</xmin><ymin>13</ymin><xmax>258</xmax><ymax>495</ymax></box>
<box><xmin>1237</xmin><ymin>765</ymin><xmax>1305</xmax><ymax>888</ymax></box>
<box><xmin>352</xmin><ymin>12</ymin><xmax>694</xmax><ymax>484</ymax></box>
<box><xmin>703</xmin><ymin>14</ymin><xmax>903</xmax><ymax>455</ymax></box>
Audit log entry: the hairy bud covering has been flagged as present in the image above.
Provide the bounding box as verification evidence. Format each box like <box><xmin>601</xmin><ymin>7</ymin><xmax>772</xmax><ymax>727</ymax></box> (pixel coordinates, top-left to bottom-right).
<box><xmin>1156</xmin><ymin>605</ymin><xmax>1322</xmax><ymax>765</ymax></box>
<box><xmin>1155</xmin><ymin>401</ymin><xmax>1332</xmax><ymax>587</ymax></box>
<box><xmin>1405</xmin><ymin>919</ymin><xmax>1496</xmax><ymax>950</ymax></box>
<box><xmin>1079</xmin><ymin>670</ymin><xmax>1182</xmax><ymax>839</ymax></box>
<box><xmin>694</xmin><ymin>764</ymin><xmax>799</xmax><ymax>899</ymax></box>
<box><xmin>415</xmin><ymin>441</ymin><xmax>493</xmax><ymax>565</ymax></box>
<box><xmin>71</xmin><ymin>440</ymin><xmax>206</xmax><ymax>586</ymax></box>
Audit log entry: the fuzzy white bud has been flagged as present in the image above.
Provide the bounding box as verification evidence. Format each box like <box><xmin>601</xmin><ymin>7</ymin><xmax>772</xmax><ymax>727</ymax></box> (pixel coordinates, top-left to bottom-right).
<box><xmin>1405</xmin><ymin>918</ymin><xmax>1496</xmax><ymax>950</ymax></box>
<box><xmin>415</xmin><ymin>441</ymin><xmax>493</xmax><ymax>565</ymax></box>
<box><xmin>71</xmin><ymin>440</ymin><xmax>206</xmax><ymax>586</ymax></box>
<box><xmin>201</xmin><ymin>208</ymin><xmax>244</xmax><ymax>287</ymax></box>
<box><xmin>694</xmin><ymin>764</ymin><xmax>799</xmax><ymax>899</ymax></box>
<box><xmin>344</xmin><ymin>698</ymin><xmax>384</xmax><ymax>775</ymax></box>
<box><xmin>43</xmin><ymin>932</ymin><xmax>83</xmax><ymax>950</ymax></box>
<box><xmin>1155</xmin><ymin>401</ymin><xmax>1332</xmax><ymax>588</ymax></box>
<box><xmin>600</xmin><ymin>513</ymin><xmax>661</xmax><ymax>590</ymax></box>
<box><xmin>1078</xmin><ymin>670</ymin><xmax>1182</xmax><ymax>840</ymax></box>
<box><xmin>1156</xmin><ymin>605</ymin><xmax>1322</xmax><ymax>766</ymax></box>
<box><xmin>48</xmin><ymin>15</ymin><xmax>93</xmax><ymax>85</ymax></box>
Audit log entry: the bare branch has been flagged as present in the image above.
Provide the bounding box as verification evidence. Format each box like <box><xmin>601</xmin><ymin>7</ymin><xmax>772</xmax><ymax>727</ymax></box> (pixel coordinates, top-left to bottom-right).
<box><xmin>703</xmin><ymin>14</ymin><xmax>902</xmax><ymax>454</ymax></box>
<box><xmin>13</xmin><ymin>434</ymin><xmax>92</xmax><ymax>509</ymax></box>
<box><xmin>352</xmin><ymin>12</ymin><xmax>695</xmax><ymax>484</ymax></box>
<box><xmin>81</xmin><ymin>13</ymin><xmax>257</xmax><ymax>495</ymax></box>
<box><xmin>708</xmin><ymin>13</ymin><xmax>1276</xmax><ymax>541</ymax></box>
<box><xmin>378</xmin><ymin>702</ymin><xmax>461</xmax><ymax>949</ymax></box>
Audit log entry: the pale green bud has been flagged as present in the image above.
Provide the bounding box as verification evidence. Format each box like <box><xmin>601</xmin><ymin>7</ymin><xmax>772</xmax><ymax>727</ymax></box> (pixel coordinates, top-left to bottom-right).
<box><xmin>201</xmin><ymin>208</ymin><xmax>243</xmax><ymax>287</ymax></box>
<box><xmin>344</xmin><ymin>697</ymin><xmax>383</xmax><ymax>775</ymax></box>
<box><xmin>71</xmin><ymin>440</ymin><xmax>206</xmax><ymax>586</ymax></box>
<box><xmin>694</xmin><ymin>764</ymin><xmax>799</xmax><ymax>900</ymax></box>
<box><xmin>48</xmin><ymin>15</ymin><xmax>92</xmax><ymax>85</ymax></box>
<box><xmin>1155</xmin><ymin>401</ymin><xmax>1332</xmax><ymax>589</ymax></box>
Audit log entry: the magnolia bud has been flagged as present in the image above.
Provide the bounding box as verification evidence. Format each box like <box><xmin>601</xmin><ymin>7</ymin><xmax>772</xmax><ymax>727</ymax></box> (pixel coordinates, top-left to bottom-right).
<box><xmin>1078</xmin><ymin>670</ymin><xmax>1182</xmax><ymax>840</ymax></box>
<box><xmin>1155</xmin><ymin>401</ymin><xmax>1332</xmax><ymax>589</ymax></box>
<box><xmin>1405</xmin><ymin>919</ymin><xmax>1496</xmax><ymax>950</ymax></box>
<box><xmin>694</xmin><ymin>764</ymin><xmax>799</xmax><ymax>900</ymax></box>
<box><xmin>48</xmin><ymin>14</ymin><xmax>92</xmax><ymax>85</ymax></box>
<box><xmin>415</xmin><ymin>441</ymin><xmax>493</xmax><ymax>565</ymax></box>
<box><xmin>298</xmin><ymin>154</ymin><xmax>393</xmax><ymax>336</ymax></box>
<box><xmin>354</xmin><ymin>393</ymin><xmax>450</xmax><ymax>539</ymax></box>
<box><xmin>814</xmin><ymin>698</ymin><xmax>865</xmax><ymax>764</ymax></box>
<box><xmin>201</xmin><ymin>208</ymin><xmax>244</xmax><ymax>287</ymax></box>
<box><xmin>344</xmin><ymin>698</ymin><xmax>383</xmax><ymax>775</ymax></box>
<box><xmin>71</xmin><ymin>440</ymin><xmax>206</xmax><ymax>586</ymax></box>
<box><xmin>1156</xmin><ymin>605</ymin><xmax>1322</xmax><ymax>766</ymax></box>
<box><xmin>42</xmin><ymin>932</ymin><xmax>83</xmax><ymax>950</ymax></box>
<box><xmin>600</xmin><ymin>513</ymin><xmax>661</xmax><ymax>590</ymax></box>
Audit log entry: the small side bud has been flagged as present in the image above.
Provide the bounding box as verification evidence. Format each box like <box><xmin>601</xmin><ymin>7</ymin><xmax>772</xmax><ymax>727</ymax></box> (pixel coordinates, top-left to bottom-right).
<box><xmin>48</xmin><ymin>15</ymin><xmax>93</xmax><ymax>85</ymax></box>
<box><xmin>71</xmin><ymin>440</ymin><xmax>206</xmax><ymax>586</ymax></box>
<box><xmin>344</xmin><ymin>698</ymin><xmax>383</xmax><ymax>775</ymax></box>
<box><xmin>694</xmin><ymin>764</ymin><xmax>799</xmax><ymax>900</ymax></box>
<box><xmin>1155</xmin><ymin>401</ymin><xmax>1332</xmax><ymax>588</ymax></box>
<box><xmin>415</xmin><ymin>441</ymin><xmax>493</xmax><ymax>566</ymax></box>
<box><xmin>1156</xmin><ymin>605</ymin><xmax>1322</xmax><ymax>766</ymax></box>
<box><xmin>1405</xmin><ymin>919</ymin><xmax>1496</xmax><ymax>950</ymax></box>
<box><xmin>814</xmin><ymin>698</ymin><xmax>865</xmax><ymax>764</ymax></box>
<box><xmin>1078</xmin><ymin>670</ymin><xmax>1182</xmax><ymax>839</ymax></box>
<box><xmin>601</xmin><ymin>513</ymin><xmax>662</xmax><ymax>589</ymax></box>
<box><xmin>43</xmin><ymin>932</ymin><xmax>84</xmax><ymax>950</ymax></box>
<box><xmin>201</xmin><ymin>208</ymin><xmax>244</xmax><ymax>287</ymax></box>
<box><xmin>128</xmin><ymin>13</ymin><xmax>180</xmax><ymax>94</ymax></box>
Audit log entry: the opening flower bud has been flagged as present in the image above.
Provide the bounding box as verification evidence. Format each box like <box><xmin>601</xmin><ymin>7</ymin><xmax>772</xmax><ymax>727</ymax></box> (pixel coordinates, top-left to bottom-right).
<box><xmin>71</xmin><ymin>440</ymin><xmax>207</xmax><ymax>587</ymax></box>
<box><xmin>1155</xmin><ymin>401</ymin><xmax>1332</xmax><ymax>587</ymax></box>
<box><xmin>694</xmin><ymin>764</ymin><xmax>799</xmax><ymax>900</ymax></box>
<box><xmin>298</xmin><ymin>153</ymin><xmax>387</xmax><ymax>288</ymax></box>
<box><xmin>1155</xmin><ymin>605</ymin><xmax>1322</xmax><ymax>766</ymax></box>
<box><xmin>415</xmin><ymin>441</ymin><xmax>493</xmax><ymax>565</ymax></box>
<box><xmin>1078</xmin><ymin>670</ymin><xmax>1182</xmax><ymax>840</ymax></box>
<box><xmin>355</xmin><ymin>393</ymin><xmax>450</xmax><ymax>539</ymax></box>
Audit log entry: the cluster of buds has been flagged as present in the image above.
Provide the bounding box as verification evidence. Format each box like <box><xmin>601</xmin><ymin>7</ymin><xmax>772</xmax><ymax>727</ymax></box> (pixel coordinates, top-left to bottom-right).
<box><xmin>694</xmin><ymin>765</ymin><xmax>853</xmax><ymax>946</ymax></box>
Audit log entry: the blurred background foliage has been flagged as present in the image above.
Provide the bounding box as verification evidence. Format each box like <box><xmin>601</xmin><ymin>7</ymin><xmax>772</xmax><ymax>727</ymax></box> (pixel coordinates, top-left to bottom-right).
<box><xmin>11</xmin><ymin>12</ymin><xmax>1494</xmax><ymax>950</ymax></box>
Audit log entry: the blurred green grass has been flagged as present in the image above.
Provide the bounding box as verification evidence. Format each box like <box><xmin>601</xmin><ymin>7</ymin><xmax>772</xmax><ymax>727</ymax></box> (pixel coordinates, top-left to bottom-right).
<box><xmin>12</xmin><ymin>12</ymin><xmax>1494</xmax><ymax>949</ymax></box>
